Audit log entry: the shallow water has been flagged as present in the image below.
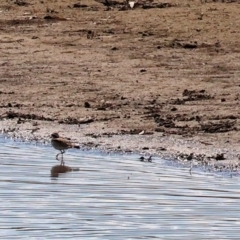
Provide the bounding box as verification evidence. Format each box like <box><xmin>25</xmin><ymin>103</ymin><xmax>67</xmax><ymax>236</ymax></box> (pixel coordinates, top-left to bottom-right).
<box><xmin>0</xmin><ymin>136</ymin><xmax>240</xmax><ymax>239</ymax></box>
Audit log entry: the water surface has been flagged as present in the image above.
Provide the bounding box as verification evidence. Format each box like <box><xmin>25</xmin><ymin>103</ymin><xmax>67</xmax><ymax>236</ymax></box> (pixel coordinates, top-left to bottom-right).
<box><xmin>0</xmin><ymin>136</ymin><xmax>240</xmax><ymax>239</ymax></box>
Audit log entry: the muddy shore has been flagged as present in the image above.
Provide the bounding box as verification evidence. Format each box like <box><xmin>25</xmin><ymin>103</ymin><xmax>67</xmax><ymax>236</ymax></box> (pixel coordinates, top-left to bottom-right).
<box><xmin>0</xmin><ymin>0</ymin><xmax>240</xmax><ymax>170</ymax></box>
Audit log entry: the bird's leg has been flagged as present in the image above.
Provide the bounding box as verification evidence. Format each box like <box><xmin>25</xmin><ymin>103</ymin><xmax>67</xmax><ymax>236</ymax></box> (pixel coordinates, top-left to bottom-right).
<box><xmin>60</xmin><ymin>150</ymin><xmax>65</xmax><ymax>166</ymax></box>
<box><xmin>56</xmin><ymin>152</ymin><xmax>61</xmax><ymax>161</ymax></box>
<box><xmin>60</xmin><ymin>158</ymin><xmax>64</xmax><ymax>166</ymax></box>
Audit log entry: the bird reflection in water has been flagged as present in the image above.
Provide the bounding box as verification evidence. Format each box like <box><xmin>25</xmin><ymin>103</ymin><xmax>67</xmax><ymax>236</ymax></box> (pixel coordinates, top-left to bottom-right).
<box><xmin>51</xmin><ymin>165</ymin><xmax>80</xmax><ymax>177</ymax></box>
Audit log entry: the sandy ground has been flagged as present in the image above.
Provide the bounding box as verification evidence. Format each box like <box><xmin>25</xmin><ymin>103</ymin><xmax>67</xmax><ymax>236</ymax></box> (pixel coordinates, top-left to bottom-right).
<box><xmin>0</xmin><ymin>0</ymin><xmax>240</xmax><ymax>170</ymax></box>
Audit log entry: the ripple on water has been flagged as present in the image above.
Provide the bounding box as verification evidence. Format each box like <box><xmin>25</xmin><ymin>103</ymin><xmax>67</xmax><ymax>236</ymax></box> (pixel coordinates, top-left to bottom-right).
<box><xmin>0</xmin><ymin>136</ymin><xmax>240</xmax><ymax>239</ymax></box>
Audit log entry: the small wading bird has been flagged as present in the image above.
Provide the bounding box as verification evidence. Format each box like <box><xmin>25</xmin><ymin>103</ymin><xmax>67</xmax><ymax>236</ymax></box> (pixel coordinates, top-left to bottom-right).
<box><xmin>50</xmin><ymin>132</ymin><xmax>79</xmax><ymax>165</ymax></box>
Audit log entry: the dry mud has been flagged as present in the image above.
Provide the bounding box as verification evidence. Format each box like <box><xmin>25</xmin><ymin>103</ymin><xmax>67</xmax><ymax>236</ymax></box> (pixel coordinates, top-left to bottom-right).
<box><xmin>0</xmin><ymin>0</ymin><xmax>240</xmax><ymax>171</ymax></box>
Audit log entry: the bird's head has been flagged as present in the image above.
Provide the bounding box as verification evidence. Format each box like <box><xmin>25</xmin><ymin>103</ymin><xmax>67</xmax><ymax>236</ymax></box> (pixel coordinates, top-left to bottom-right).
<box><xmin>51</xmin><ymin>132</ymin><xmax>60</xmax><ymax>138</ymax></box>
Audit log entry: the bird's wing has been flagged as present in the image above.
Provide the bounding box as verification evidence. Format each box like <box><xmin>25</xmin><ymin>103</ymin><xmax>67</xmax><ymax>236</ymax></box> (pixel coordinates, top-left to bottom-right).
<box><xmin>55</xmin><ymin>138</ymin><xmax>73</xmax><ymax>148</ymax></box>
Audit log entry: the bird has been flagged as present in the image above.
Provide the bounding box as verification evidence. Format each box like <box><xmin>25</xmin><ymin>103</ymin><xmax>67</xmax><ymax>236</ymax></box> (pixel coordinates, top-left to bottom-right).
<box><xmin>50</xmin><ymin>132</ymin><xmax>79</xmax><ymax>165</ymax></box>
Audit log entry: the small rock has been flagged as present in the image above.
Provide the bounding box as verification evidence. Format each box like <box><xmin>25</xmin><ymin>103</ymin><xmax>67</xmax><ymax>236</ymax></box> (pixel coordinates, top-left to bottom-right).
<box><xmin>111</xmin><ymin>47</ymin><xmax>118</xmax><ymax>51</ymax></box>
<box><xmin>158</xmin><ymin>147</ymin><xmax>166</xmax><ymax>151</ymax></box>
<box><xmin>73</xmin><ymin>3</ymin><xmax>88</xmax><ymax>8</ymax></box>
<box><xmin>43</xmin><ymin>15</ymin><xmax>53</xmax><ymax>20</ymax></box>
<box><xmin>215</xmin><ymin>153</ymin><xmax>226</xmax><ymax>161</ymax></box>
<box><xmin>84</xmin><ymin>102</ymin><xmax>91</xmax><ymax>108</ymax></box>
<box><xmin>187</xmin><ymin>153</ymin><xmax>194</xmax><ymax>161</ymax></box>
